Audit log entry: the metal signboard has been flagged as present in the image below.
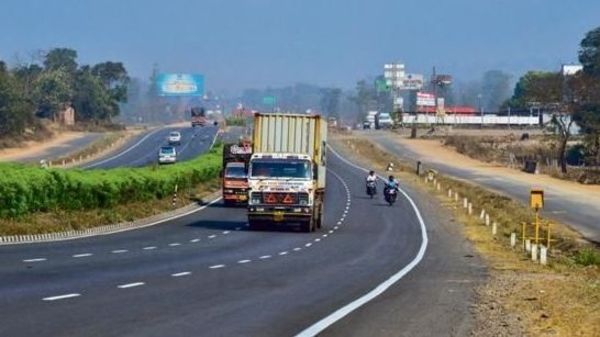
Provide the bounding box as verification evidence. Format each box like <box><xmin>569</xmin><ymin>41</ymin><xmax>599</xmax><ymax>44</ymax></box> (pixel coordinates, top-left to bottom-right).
<box><xmin>400</xmin><ymin>73</ymin><xmax>424</xmax><ymax>90</ymax></box>
<box><xmin>157</xmin><ymin>73</ymin><xmax>204</xmax><ymax>97</ymax></box>
<box><xmin>416</xmin><ymin>92</ymin><xmax>436</xmax><ymax>107</ymax></box>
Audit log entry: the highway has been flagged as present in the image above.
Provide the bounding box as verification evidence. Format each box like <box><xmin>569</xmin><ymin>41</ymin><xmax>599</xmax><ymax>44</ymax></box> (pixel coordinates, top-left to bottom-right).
<box><xmin>0</xmin><ymin>148</ymin><xmax>485</xmax><ymax>337</ymax></box>
<box><xmin>365</xmin><ymin>132</ymin><xmax>600</xmax><ymax>244</ymax></box>
<box><xmin>82</xmin><ymin>126</ymin><xmax>219</xmax><ymax>169</ymax></box>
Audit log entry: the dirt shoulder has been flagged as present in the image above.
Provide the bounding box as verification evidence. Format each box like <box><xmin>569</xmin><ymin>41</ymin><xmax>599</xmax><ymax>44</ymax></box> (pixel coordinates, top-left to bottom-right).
<box><xmin>0</xmin><ymin>132</ymin><xmax>93</xmax><ymax>161</ymax></box>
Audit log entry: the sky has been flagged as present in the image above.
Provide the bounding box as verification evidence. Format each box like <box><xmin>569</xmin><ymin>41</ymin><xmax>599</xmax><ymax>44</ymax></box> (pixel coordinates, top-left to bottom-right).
<box><xmin>1</xmin><ymin>0</ymin><xmax>599</xmax><ymax>95</ymax></box>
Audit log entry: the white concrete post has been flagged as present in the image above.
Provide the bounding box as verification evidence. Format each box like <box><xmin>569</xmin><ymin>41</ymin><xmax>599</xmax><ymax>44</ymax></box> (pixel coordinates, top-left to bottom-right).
<box><xmin>525</xmin><ymin>239</ymin><xmax>531</xmax><ymax>252</ymax></box>
<box><xmin>436</xmin><ymin>183</ymin><xmax>441</xmax><ymax>191</ymax></box>
<box><xmin>492</xmin><ymin>222</ymin><xmax>497</xmax><ymax>236</ymax></box>
<box><xmin>454</xmin><ymin>192</ymin><xmax>459</xmax><ymax>202</ymax></box>
<box><xmin>463</xmin><ymin>198</ymin><xmax>468</xmax><ymax>208</ymax></box>
<box><xmin>480</xmin><ymin>209</ymin><xmax>485</xmax><ymax>219</ymax></box>
<box><xmin>448</xmin><ymin>189</ymin><xmax>452</xmax><ymax>198</ymax></box>
<box><xmin>510</xmin><ymin>232</ymin><xmax>516</xmax><ymax>247</ymax></box>
<box><xmin>540</xmin><ymin>245</ymin><xmax>548</xmax><ymax>265</ymax></box>
<box><xmin>485</xmin><ymin>214</ymin><xmax>490</xmax><ymax>226</ymax></box>
<box><xmin>531</xmin><ymin>244</ymin><xmax>538</xmax><ymax>261</ymax></box>
<box><xmin>468</xmin><ymin>203</ymin><xmax>473</xmax><ymax>215</ymax></box>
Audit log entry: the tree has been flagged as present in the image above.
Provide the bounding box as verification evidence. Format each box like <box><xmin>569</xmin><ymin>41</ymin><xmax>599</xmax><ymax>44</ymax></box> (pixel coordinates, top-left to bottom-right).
<box><xmin>43</xmin><ymin>48</ymin><xmax>78</xmax><ymax>74</ymax></box>
<box><xmin>320</xmin><ymin>88</ymin><xmax>341</xmax><ymax>117</ymax></box>
<box><xmin>579</xmin><ymin>26</ymin><xmax>600</xmax><ymax>77</ymax></box>
<box><xmin>0</xmin><ymin>62</ymin><xmax>33</xmax><ymax>137</ymax></box>
<box><xmin>72</xmin><ymin>66</ymin><xmax>114</xmax><ymax>122</ymax></box>
<box><xmin>32</xmin><ymin>69</ymin><xmax>73</xmax><ymax>119</ymax></box>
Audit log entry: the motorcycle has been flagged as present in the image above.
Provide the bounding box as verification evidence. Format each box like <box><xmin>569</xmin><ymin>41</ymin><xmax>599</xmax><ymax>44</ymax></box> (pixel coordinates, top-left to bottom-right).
<box><xmin>384</xmin><ymin>186</ymin><xmax>398</xmax><ymax>206</ymax></box>
<box><xmin>366</xmin><ymin>180</ymin><xmax>377</xmax><ymax>198</ymax></box>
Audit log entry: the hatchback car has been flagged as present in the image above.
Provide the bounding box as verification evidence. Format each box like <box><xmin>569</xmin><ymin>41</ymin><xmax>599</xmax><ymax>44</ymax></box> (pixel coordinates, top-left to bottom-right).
<box><xmin>158</xmin><ymin>146</ymin><xmax>177</xmax><ymax>164</ymax></box>
<box><xmin>168</xmin><ymin>131</ymin><xmax>182</xmax><ymax>145</ymax></box>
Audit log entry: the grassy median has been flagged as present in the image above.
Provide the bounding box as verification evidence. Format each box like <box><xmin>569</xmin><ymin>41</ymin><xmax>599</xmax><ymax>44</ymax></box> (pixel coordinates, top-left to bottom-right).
<box><xmin>331</xmin><ymin>133</ymin><xmax>600</xmax><ymax>337</ymax></box>
<box><xmin>0</xmin><ymin>145</ymin><xmax>223</xmax><ymax>235</ymax></box>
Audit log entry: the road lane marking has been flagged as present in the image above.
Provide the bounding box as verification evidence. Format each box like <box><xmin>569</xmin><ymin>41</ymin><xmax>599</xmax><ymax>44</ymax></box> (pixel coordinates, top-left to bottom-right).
<box><xmin>305</xmin><ymin>243</ymin><xmax>312</xmax><ymax>247</ymax></box>
<box><xmin>43</xmin><ymin>293</ymin><xmax>81</xmax><ymax>301</ymax></box>
<box><xmin>190</xmin><ymin>239</ymin><xmax>200</xmax><ymax>243</ymax></box>
<box><xmin>222</xmin><ymin>231</ymin><xmax>230</xmax><ymax>234</ymax></box>
<box><xmin>171</xmin><ymin>272</ymin><xmax>192</xmax><ymax>277</ymax></box>
<box><xmin>117</xmin><ymin>282</ymin><xmax>145</xmax><ymax>289</ymax></box>
<box><xmin>259</xmin><ymin>255</ymin><xmax>271</xmax><ymax>259</ymax></box>
<box><xmin>143</xmin><ymin>246</ymin><xmax>157</xmax><ymax>250</ymax></box>
<box><xmin>293</xmin><ymin>247</ymin><xmax>302</xmax><ymax>251</ymax></box>
<box><xmin>279</xmin><ymin>251</ymin><xmax>288</xmax><ymax>256</ymax></box>
<box><xmin>238</xmin><ymin>259</ymin><xmax>252</xmax><ymax>264</ymax></box>
<box><xmin>168</xmin><ymin>243</ymin><xmax>181</xmax><ymax>247</ymax></box>
<box><xmin>112</xmin><ymin>249</ymin><xmax>128</xmax><ymax>254</ymax></box>
<box><xmin>72</xmin><ymin>253</ymin><xmax>93</xmax><ymax>258</ymax></box>
<box><xmin>314</xmin><ymin>238</ymin><xmax>321</xmax><ymax>242</ymax></box>
<box><xmin>322</xmin><ymin>234</ymin><xmax>328</xmax><ymax>238</ymax></box>
<box><xmin>296</xmin><ymin>146</ymin><xmax>429</xmax><ymax>337</ymax></box>
<box><xmin>23</xmin><ymin>258</ymin><xmax>46</xmax><ymax>263</ymax></box>
<box><xmin>208</xmin><ymin>235</ymin><xmax>217</xmax><ymax>239</ymax></box>
<box><xmin>329</xmin><ymin>230</ymin><xmax>334</xmax><ymax>234</ymax></box>
<box><xmin>82</xmin><ymin>127</ymin><xmax>164</xmax><ymax>168</ymax></box>
<box><xmin>209</xmin><ymin>264</ymin><xmax>225</xmax><ymax>269</ymax></box>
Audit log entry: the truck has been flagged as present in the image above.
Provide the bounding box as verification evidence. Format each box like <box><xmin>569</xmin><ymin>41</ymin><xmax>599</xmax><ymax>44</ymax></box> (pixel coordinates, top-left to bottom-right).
<box><xmin>247</xmin><ymin>113</ymin><xmax>327</xmax><ymax>232</ymax></box>
<box><xmin>222</xmin><ymin>141</ymin><xmax>253</xmax><ymax>205</ymax></box>
<box><xmin>191</xmin><ymin>107</ymin><xmax>207</xmax><ymax>127</ymax></box>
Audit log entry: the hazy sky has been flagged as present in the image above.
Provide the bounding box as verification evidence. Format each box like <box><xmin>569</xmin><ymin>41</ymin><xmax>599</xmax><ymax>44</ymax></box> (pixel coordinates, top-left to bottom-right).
<box><xmin>1</xmin><ymin>0</ymin><xmax>598</xmax><ymax>94</ymax></box>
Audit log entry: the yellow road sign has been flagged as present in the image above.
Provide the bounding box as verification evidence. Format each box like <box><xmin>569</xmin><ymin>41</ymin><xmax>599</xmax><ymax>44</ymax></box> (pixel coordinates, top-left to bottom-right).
<box><xmin>530</xmin><ymin>189</ymin><xmax>544</xmax><ymax>210</ymax></box>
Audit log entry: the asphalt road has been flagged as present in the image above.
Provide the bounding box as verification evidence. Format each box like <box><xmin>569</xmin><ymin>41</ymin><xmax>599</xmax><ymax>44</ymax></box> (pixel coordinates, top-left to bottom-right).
<box><xmin>365</xmin><ymin>131</ymin><xmax>600</xmax><ymax>243</ymax></box>
<box><xmin>0</xmin><ymin>149</ymin><xmax>484</xmax><ymax>337</ymax></box>
<box><xmin>82</xmin><ymin>126</ymin><xmax>219</xmax><ymax>169</ymax></box>
<box><xmin>9</xmin><ymin>133</ymin><xmax>103</xmax><ymax>163</ymax></box>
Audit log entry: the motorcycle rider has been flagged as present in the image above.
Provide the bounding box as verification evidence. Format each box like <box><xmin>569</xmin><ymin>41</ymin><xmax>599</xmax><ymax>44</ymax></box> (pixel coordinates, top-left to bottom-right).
<box><xmin>366</xmin><ymin>170</ymin><xmax>378</xmax><ymax>195</ymax></box>
<box><xmin>384</xmin><ymin>175</ymin><xmax>399</xmax><ymax>193</ymax></box>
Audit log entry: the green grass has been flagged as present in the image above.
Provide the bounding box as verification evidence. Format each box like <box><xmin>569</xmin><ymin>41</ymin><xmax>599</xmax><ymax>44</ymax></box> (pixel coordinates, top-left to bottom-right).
<box><xmin>574</xmin><ymin>248</ymin><xmax>600</xmax><ymax>266</ymax></box>
<box><xmin>0</xmin><ymin>145</ymin><xmax>223</xmax><ymax>219</ymax></box>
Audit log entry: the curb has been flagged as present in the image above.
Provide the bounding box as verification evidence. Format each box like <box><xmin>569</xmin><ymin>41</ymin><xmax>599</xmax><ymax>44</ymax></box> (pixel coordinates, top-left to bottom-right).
<box><xmin>0</xmin><ymin>191</ymin><xmax>222</xmax><ymax>246</ymax></box>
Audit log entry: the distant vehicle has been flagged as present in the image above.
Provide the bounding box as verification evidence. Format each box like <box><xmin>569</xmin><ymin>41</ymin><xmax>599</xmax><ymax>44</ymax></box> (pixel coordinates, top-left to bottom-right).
<box><xmin>158</xmin><ymin>146</ymin><xmax>177</xmax><ymax>164</ymax></box>
<box><xmin>375</xmin><ymin>112</ymin><xmax>393</xmax><ymax>129</ymax></box>
<box><xmin>168</xmin><ymin>131</ymin><xmax>182</xmax><ymax>145</ymax></box>
<box><xmin>327</xmin><ymin>117</ymin><xmax>338</xmax><ymax>128</ymax></box>
<box><xmin>191</xmin><ymin>107</ymin><xmax>207</xmax><ymax>127</ymax></box>
<box><xmin>222</xmin><ymin>141</ymin><xmax>253</xmax><ymax>205</ymax></box>
<box><xmin>362</xmin><ymin>121</ymin><xmax>371</xmax><ymax>129</ymax></box>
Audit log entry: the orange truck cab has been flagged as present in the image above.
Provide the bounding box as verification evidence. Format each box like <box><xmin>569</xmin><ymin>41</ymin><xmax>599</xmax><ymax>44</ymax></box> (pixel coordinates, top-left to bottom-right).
<box><xmin>222</xmin><ymin>141</ymin><xmax>252</xmax><ymax>205</ymax></box>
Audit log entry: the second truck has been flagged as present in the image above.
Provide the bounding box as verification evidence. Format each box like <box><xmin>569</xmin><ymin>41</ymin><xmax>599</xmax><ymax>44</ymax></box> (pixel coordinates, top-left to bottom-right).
<box><xmin>247</xmin><ymin>113</ymin><xmax>327</xmax><ymax>232</ymax></box>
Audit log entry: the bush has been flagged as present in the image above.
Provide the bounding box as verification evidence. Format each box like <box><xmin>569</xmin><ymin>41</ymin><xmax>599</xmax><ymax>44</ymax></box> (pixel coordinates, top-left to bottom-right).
<box><xmin>0</xmin><ymin>145</ymin><xmax>222</xmax><ymax>218</ymax></box>
<box><xmin>573</xmin><ymin>247</ymin><xmax>600</xmax><ymax>266</ymax></box>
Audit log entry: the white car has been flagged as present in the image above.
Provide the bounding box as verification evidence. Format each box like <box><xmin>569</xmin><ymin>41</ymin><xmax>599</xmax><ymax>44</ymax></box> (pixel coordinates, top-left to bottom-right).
<box><xmin>158</xmin><ymin>146</ymin><xmax>177</xmax><ymax>164</ymax></box>
<box><xmin>168</xmin><ymin>131</ymin><xmax>182</xmax><ymax>145</ymax></box>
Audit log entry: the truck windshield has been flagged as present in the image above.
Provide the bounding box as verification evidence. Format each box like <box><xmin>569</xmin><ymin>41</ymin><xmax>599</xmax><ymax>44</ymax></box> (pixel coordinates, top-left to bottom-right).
<box><xmin>250</xmin><ymin>159</ymin><xmax>311</xmax><ymax>179</ymax></box>
<box><xmin>225</xmin><ymin>165</ymin><xmax>247</xmax><ymax>178</ymax></box>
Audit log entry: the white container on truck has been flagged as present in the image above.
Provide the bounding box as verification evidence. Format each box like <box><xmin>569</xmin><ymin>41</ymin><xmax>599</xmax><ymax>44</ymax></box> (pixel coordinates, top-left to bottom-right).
<box><xmin>247</xmin><ymin>113</ymin><xmax>327</xmax><ymax>232</ymax></box>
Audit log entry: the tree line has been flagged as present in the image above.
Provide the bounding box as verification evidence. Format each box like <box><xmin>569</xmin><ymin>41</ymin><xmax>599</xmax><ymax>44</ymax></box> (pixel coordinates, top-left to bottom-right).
<box><xmin>503</xmin><ymin>26</ymin><xmax>600</xmax><ymax>172</ymax></box>
<box><xmin>0</xmin><ymin>48</ymin><xmax>129</xmax><ymax>138</ymax></box>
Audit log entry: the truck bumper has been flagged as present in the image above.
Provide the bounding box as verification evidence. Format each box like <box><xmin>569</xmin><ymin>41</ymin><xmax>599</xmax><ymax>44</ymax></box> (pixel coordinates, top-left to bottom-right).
<box><xmin>247</xmin><ymin>206</ymin><xmax>312</xmax><ymax>223</ymax></box>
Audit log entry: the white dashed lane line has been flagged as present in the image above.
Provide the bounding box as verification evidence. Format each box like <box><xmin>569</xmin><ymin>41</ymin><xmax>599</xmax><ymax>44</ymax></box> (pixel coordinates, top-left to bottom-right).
<box><xmin>208</xmin><ymin>235</ymin><xmax>217</xmax><ymax>239</ymax></box>
<box><xmin>117</xmin><ymin>282</ymin><xmax>145</xmax><ymax>289</ymax></box>
<box><xmin>238</xmin><ymin>259</ymin><xmax>251</xmax><ymax>264</ymax></box>
<box><xmin>279</xmin><ymin>251</ymin><xmax>288</xmax><ymax>256</ymax></box>
<box><xmin>42</xmin><ymin>293</ymin><xmax>81</xmax><ymax>301</ymax></box>
<box><xmin>23</xmin><ymin>258</ymin><xmax>47</xmax><ymax>263</ymax></box>
<box><xmin>305</xmin><ymin>243</ymin><xmax>312</xmax><ymax>247</ymax></box>
<box><xmin>72</xmin><ymin>253</ymin><xmax>93</xmax><ymax>258</ymax></box>
<box><xmin>259</xmin><ymin>255</ymin><xmax>272</xmax><ymax>260</ymax></box>
<box><xmin>171</xmin><ymin>272</ymin><xmax>192</xmax><ymax>277</ymax></box>
<box><xmin>112</xmin><ymin>249</ymin><xmax>128</xmax><ymax>254</ymax></box>
<box><xmin>143</xmin><ymin>246</ymin><xmax>157</xmax><ymax>250</ymax></box>
<box><xmin>168</xmin><ymin>243</ymin><xmax>181</xmax><ymax>247</ymax></box>
<box><xmin>294</xmin><ymin>247</ymin><xmax>302</xmax><ymax>251</ymax></box>
<box><xmin>190</xmin><ymin>238</ymin><xmax>200</xmax><ymax>243</ymax></box>
<box><xmin>209</xmin><ymin>264</ymin><xmax>225</xmax><ymax>269</ymax></box>
<box><xmin>222</xmin><ymin>231</ymin><xmax>230</xmax><ymax>235</ymax></box>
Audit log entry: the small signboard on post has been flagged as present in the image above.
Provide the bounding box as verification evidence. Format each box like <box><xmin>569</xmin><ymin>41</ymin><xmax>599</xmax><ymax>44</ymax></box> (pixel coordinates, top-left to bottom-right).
<box><xmin>530</xmin><ymin>189</ymin><xmax>544</xmax><ymax>210</ymax></box>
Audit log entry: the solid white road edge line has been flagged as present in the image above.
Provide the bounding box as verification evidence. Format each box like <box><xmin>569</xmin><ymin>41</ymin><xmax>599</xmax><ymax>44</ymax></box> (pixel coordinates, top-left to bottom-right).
<box><xmin>82</xmin><ymin>127</ymin><xmax>164</xmax><ymax>169</ymax></box>
<box><xmin>43</xmin><ymin>293</ymin><xmax>81</xmax><ymax>301</ymax></box>
<box><xmin>295</xmin><ymin>145</ymin><xmax>429</xmax><ymax>337</ymax></box>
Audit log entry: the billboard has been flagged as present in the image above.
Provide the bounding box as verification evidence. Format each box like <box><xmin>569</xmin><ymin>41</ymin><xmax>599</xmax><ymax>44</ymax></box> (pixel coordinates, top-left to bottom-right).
<box><xmin>157</xmin><ymin>73</ymin><xmax>204</xmax><ymax>96</ymax></box>
<box><xmin>416</xmin><ymin>92</ymin><xmax>436</xmax><ymax>107</ymax></box>
<box><xmin>401</xmin><ymin>73</ymin><xmax>424</xmax><ymax>90</ymax></box>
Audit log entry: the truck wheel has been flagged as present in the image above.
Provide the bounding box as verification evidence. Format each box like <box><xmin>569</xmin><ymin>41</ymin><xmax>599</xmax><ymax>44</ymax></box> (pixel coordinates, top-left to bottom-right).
<box><xmin>248</xmin><ymin>219</ymin><xmax>262</xmax><ymax>231</ymax></box>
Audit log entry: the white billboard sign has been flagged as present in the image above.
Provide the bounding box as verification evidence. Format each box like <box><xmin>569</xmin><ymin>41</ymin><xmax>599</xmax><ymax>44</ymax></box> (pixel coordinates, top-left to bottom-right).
<box><xmin>400</xmin><ymin>73</ymin><xmax>424</xmax><ymax>90</ymax></box>
<box><xmin>416</xmin><ymin>92</ymin><xmax>436</xmax><ymax>107</ymax></box>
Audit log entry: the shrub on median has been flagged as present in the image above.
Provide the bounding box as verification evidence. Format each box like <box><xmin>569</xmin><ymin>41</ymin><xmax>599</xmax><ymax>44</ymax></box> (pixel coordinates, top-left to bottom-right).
<box><xmin>0</xmin><ymin>146</ymin><xmax>223</xmax><ymax>218</ymax></box>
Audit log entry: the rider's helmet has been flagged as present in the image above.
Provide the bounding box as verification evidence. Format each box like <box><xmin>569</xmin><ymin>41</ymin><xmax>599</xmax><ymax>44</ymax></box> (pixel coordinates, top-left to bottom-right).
<box><xmin>388</xmin><ymin>175</ymin><xmax>395</xmax><ymax>181</ymax></box>
<box><xmin>369</xmin><ymin>170</ymin><xmax>375</xmax><ymax>175</ymax></box>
